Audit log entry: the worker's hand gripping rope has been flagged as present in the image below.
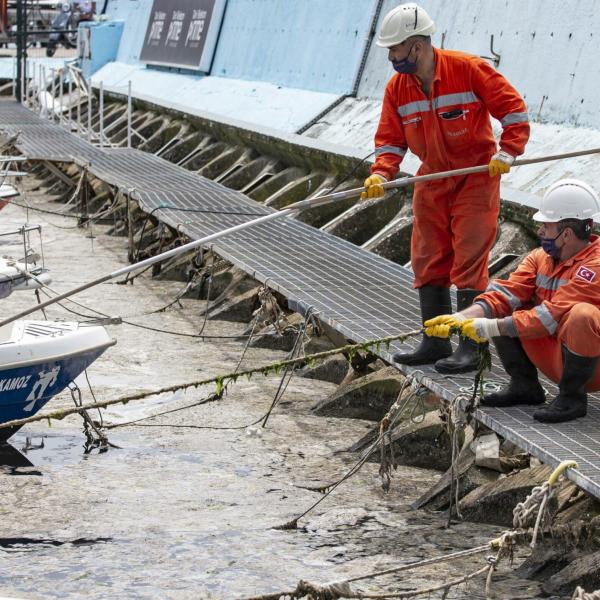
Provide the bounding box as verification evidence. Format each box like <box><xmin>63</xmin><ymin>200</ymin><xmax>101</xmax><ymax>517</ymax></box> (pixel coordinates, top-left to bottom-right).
<box><xmin>424</xmin><ymin>314</ymin><xmax>500</xmax><ymax>343</ymax></box>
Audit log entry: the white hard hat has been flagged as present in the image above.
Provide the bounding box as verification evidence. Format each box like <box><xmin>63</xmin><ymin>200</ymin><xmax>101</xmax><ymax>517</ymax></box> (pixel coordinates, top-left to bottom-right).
<box><xmin>533</xmin><ymin>178</ymin><xmax>600</xmax><ymax>223</ymax></box>
<box><xmin>376</xmin><ymin>3</ymin><xmax>435</xmax><ymax>48</ymax></box>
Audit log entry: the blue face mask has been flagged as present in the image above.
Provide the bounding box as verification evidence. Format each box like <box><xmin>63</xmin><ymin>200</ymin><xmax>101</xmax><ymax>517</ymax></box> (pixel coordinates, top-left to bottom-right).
<box><xmin>392</xmin><ymin>46</ymin><xmax>418</xmax><ymax>74</ymax></box>
<box><xmin>540</xmin><ymin>230</ymin><xmax>564</xmax><ymax>260</ymax></box>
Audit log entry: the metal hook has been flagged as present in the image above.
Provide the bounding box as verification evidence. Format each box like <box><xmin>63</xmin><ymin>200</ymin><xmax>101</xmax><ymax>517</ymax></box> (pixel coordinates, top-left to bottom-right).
<box><xmin>480</xmin><ymin>34</ymin><xmax>501</xmax><ymax>68</ymax></box>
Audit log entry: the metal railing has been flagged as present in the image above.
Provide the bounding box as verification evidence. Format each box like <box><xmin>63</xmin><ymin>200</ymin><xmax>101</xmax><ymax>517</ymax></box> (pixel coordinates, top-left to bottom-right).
<box><xmin>20</xmin><ymin>60</ymin><xmax>141</xmax><ymax>150</ymax></box>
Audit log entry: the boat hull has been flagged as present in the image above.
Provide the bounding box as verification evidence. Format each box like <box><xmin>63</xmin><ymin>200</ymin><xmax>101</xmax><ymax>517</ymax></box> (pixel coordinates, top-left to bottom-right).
<box><xmin>0</xmin><ymin>346</ymin><xmax>110</xmax><ymax>442</ymax></box>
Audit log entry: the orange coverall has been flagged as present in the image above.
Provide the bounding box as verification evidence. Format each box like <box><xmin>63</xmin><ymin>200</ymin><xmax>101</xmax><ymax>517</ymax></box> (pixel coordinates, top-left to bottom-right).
<box><xmin>372</xmin><ymin>48</ymin><xmax>530</xmax><ymax>289</ymax></box>
<box><xmin>475</xmin><ymin>236</ymin><xmax>600</xmax><ymax>390</ymax></box>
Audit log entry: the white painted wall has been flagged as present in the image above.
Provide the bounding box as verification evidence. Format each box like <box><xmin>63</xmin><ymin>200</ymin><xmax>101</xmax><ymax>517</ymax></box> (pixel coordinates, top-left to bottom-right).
<box><xmin>359</xmin><ymin>0</ymin><xmax>600</xmax><ymax>129</ymax></box>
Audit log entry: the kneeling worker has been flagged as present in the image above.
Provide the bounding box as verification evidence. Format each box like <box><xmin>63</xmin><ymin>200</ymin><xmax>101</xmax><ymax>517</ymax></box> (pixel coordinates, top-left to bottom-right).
<box><xmin>425</xmin><ymin>179</ymin><xmax>600</xmax><ymax>423</ymax></box>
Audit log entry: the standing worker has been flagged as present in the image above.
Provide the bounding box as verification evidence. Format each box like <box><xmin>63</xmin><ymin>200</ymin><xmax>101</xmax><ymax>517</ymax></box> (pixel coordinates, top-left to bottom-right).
<box><xmin>425</xmin><ymin>179</ymin><xmax>600</xmax><ymax>423</ymax></box>
<box><xmin>363</xmin><ymin>3</ymin><xmax>530</xmax><ymax>373</ymax></box>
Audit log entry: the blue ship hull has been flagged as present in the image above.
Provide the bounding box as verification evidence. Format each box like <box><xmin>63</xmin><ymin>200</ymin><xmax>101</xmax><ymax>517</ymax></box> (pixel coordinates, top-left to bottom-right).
<box><xmin>0</xmin><ymin>347</ymin><xmax>109</xmax><ymax>442</ymax></box>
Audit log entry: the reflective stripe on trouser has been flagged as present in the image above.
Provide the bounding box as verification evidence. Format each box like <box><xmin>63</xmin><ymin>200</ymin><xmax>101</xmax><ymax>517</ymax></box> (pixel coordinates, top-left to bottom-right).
<box><xmin>410</xmin><ymin>172</ymin><xmax>500</xmax><ymax>289</ymax></box>
<box><xmin>521</xmin><ymin>303</ymin><xmax>600</xmax><ymax>392</ymax></box>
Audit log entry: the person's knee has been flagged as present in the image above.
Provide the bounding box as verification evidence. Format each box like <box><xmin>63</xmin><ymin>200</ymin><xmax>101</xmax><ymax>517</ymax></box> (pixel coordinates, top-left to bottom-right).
<box><xmin>559</xmin><ymin>303</ymin><xmax>600</xmax><ymax>355</ymax></box>
<box><xmin>563</xmin><ymin>302</ymin><xmax>600</xmax><ymax>328</ymax></box>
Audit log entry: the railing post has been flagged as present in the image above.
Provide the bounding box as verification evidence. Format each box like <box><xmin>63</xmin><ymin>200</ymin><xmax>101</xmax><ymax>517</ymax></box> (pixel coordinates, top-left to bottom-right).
<box><xmin>39</xmin><ymin>64</ymin><xmax>45</xmax><ymax>113</ymax></box>
<box><xmin>127</xmin><ymin>80</ymin><xmax>132</xmax><ymax>149</ymax></box>
<box><xmin>42</xmin><ymin>66</ymin><xmax>49</xmax><ymax>119</ymax></box>
<box><xmin>50</xmin><ymin>68</ymin><xmax>57</xmax><ymax>121</ymax></box>
<box><xmin>11</xmin><ymin>56</ymin><xmax>16</xmax><ymax>100</ymax></box>
<box><xmin>87</xmin><ymin>77</ymin><xmax>92</xmax><ymax>142</ymax></box>
<box><xmin>76</xmin><ymin>72</ymin><xmax>82</xmax><ymax>135</ymax></box>
<box><xmin>15</xmin><ymin>0</ymin><xmax>22</xmax><ymax>101</ymax></box>
<box><xmin>59</xmin><ymin>68</ymin><xmax>65</xmax><ymax>126</ymax></box>
<box><xmin>25</xmin><ymin>61</ymin><xmax>32</xmax><ymax>107</ymax></box>
<box><xmin>67</xmin><ymin>69</ymin><xmax>73</xmax><ymax>129</ymax></box>
<box><xmin>99</xmin><ymin>80</ymin><xmax>104</xmax><ymax>148</ymax></box>
<box><xmin>20</xmin><ymin>57</ymin><xmax>25</xmax><ymax>105</ymax></box>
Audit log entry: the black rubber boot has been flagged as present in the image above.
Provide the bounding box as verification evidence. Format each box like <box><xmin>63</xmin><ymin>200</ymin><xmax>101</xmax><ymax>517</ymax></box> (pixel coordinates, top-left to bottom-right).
<box><xmin>480</xmin><ymin>336</ymin><xmax>546</xmax><ymax>407</ymax></box>
<box><xmin>434</xmin><ymin>289</ymin><xmax>485</xmax><ymax>374</ymax></box>
<box><xmin>533</xmin><ymin>346</ymin><xmax>598</xmax><ymax>423</ymax></box>
<box><xmin>392</xmin><ymin>286</ymin><xmax>452</xmax><ymax>365</ymax></box>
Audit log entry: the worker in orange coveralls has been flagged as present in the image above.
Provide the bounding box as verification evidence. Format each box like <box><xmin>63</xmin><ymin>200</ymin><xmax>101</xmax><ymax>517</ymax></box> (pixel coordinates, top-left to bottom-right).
<box><xmin>425</xmin><ymin>179</ymin><xmax>600</xmax><ymax>423</ymax></box>
<box><xmin>362</xmin><ymin>3</ymin><xmax>530</xmax><ymax>373</ymax></box>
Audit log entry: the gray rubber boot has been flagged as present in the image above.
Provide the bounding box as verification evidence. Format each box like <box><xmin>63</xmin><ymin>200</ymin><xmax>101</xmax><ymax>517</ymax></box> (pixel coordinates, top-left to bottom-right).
<box><xmin>434</xmin><ymin>289</ymin><xmax>485</xmax><ymax>374</ymax></box>
<box><xmin>392</xmin><ymin>286</ymin><xmax>452</xmax><ymax>366</ymax></box>
<box><xmin>480</xmin><ymin>336</ymin><xmax>545</xmax><ymax>407</ymax></box>
<box><xmin>534</xmin><ymin>346</ymin><xmax>598</xmax><ymax>423</ymax></box>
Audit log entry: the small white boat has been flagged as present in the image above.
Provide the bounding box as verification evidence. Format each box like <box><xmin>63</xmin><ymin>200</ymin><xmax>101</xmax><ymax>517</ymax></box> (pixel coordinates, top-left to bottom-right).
<box><xmin>0</xmin><ymin>256</ymin><xmax>52</xmax><ymax>299</ymax></box>
<box><xmin>0</xmin><ymin>224</ymin><xmax>114</xmax><ymax>441</ymax></box>
<box><xmin>0</xmin><ymin>320</ymin><xmax>115</xmax><ymax>441</ymax></box>
<box><xmin>0</xmin><ymin>184</ymin><xmax>19</xmax><ymax>211</ymax></box>
<box><xmin>0</xmin><ymin>224</ymin><xmax>52</xmax><ymax>298</ymax></box>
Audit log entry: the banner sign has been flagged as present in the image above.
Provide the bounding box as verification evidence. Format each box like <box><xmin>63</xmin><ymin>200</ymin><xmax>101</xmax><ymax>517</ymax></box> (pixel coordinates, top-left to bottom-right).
<box><xmin>140</xmin><ymin>0</ymin><xmax>218</xmax><ymax>71</ymax></box>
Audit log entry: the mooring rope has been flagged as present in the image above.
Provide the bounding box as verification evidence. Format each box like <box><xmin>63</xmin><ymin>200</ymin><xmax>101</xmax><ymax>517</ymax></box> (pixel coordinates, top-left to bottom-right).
<box><xmin>274</xmin><ymin>377</ymin><xmax>427</xmax><ymax>531</ymax></box>
<box><xmin>106</xmin><ymin>288</ymin><xmax>303</xmax><ymax>431</ymax></box>
<box><xmin>0</xmin><ymin>329</ymin><xmax>424</xmax><ymax>432</ymax></box>
<box><xmin>261</xmin><ymin>305</ymin><xmax>315</xmax><ymax>428</ymax></box>
<box><xmin>196</xmin><ymin>251</ymin><xmax>219</xmax><ymax>336</ymax></box>
<box><xmin>513</xmin><ymin>459</ymin><xmax>578</xmax><ymax>548</ymax></box>
<box><xmin>246</xmin><ymin>463</ymin><xmax>578</xmax><ymax>600</ymax></box>
<box><xmin>22</xmin><ymin>265</ymin><xmax>269</xmax><ymax>341</ymax></box>
<box><xmin>104</xmin><ymin>391</ymin><xmax>223</xmax><ymax>430</ymax></box>
<box><xmin>442</xmin><ymin>344</ymin><xmax>491</xmax><ymax>526</ymax></box>
<box><xmin>240</xmin><ymin>530</ymin><xmax>520</xmax><ymax>600</ymax></box>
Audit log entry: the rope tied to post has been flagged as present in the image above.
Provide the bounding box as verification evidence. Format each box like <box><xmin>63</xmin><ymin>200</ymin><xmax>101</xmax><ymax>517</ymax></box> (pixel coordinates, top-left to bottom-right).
<box><xmin>439</xmin><ymin>342</ymin><xmax>491</xmax><ymax>524</ymax></box>
<box><xmin>513</xmin><ymin>459</ymin><xmax>579</xmax><ymax>547</ymax></box>
<box><xmin>378</xmin><ymin>376</ymin><xmax>421</xmax><ymax>492</ymax></box>
<box><xmin>241</xmin><ymin>531</ymin><xmax>526</xmax><ymax>600</ymax></box>
<box><xmin>255</xmin><ymin>285</ymin><xmax>291</xmax><ymax>335</ymax></box>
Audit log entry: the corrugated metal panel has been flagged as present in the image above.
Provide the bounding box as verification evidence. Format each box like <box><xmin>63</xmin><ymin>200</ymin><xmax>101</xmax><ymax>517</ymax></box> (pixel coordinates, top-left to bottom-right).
<box><xmin>358</xmin><ymin>0</ymin><xmax>600</xmax><ymax>129</ymax></box>
<box><xmin>210</xmin><ymin>0</ymin><xmax>378</xmax><ymax>94</ymax></box>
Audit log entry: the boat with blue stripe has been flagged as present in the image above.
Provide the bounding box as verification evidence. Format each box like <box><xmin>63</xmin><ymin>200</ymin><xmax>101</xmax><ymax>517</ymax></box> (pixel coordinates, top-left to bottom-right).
<box><xmin>0</xmin><ymin>319</ymin><xmax>114</xmax><ymax>441</ymax></box>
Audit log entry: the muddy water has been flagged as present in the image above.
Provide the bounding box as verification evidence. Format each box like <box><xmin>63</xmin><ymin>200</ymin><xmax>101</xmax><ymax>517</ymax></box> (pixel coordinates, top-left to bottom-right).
<box><xmin>0</xmin><ymin>197</ymin><xmax>554</xmax><ymax>599</ymax></box>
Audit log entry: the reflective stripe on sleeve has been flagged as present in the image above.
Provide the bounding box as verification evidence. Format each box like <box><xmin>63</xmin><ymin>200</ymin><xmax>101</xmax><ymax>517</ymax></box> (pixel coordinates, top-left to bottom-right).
<box><xmin>486</xmin><ymin>282</ymin><xmax>522</xmax><ymax>310</ymax></box>
<box><xmin>474</xmin><ymin>300</ymin><xmax>493</xmax><ymax>318</ymax></box>
<box><xmin>534</xmin><ymin>303</ymin><xmax>558</xmax><ymax>335</ymax></box>
<box><xmin>504</xmin><ymin>317</ymin><xmax>519</xmax><ymax>338</ymax></box>
<box><xmin>536</xmin><ymin>273</ymin><xmax>568</xmax><ymax>292</ymax></box>
<box><xmin>500</xmin><ymin>112</ymin><xmax>529</xmax><ymax>127</ymax></box>
<box><xmin>432</xmin><ymin>92</ymin><xmax>478</xmax><ymax>109</ymax></box>
<box><xmin>397</xmin><ymin>99</ymin><xmax>430</xmax><ymax>117</ymax></box>
<box><xmin>375</xmin><ymin>145</ymin><xmax>407</xmax><ymax>157</ymax></box>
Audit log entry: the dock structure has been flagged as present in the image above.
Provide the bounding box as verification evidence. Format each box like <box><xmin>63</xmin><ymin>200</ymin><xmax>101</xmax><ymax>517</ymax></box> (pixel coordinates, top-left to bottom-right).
<box><xmin>2</xmin><ymin>99</ymin><xmax>600</xmax><ymax>499</ymax></box>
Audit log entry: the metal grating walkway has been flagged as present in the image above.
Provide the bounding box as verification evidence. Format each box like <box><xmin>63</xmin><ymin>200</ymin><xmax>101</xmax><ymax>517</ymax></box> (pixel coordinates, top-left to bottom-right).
<box><xmin>2</xmin><ymin>100</ymin><xmax>600</xmax><ymax>498</ymax></box>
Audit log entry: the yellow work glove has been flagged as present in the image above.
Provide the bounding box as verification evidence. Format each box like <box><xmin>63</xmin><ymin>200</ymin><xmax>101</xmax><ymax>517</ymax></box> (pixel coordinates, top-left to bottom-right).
<box><xmin>423</xmin><ymin>314</ymin><xmax>466</xmax><ymax>338</ymax></box>
<box><xmin>360</xmin><ymin>173</ymin><xmax>387</xmax><ymax>201</ymax></box>
<box><xmin>461</xmin><ymin>318</ymin><xmax>500</xmax><ymax>343</ymax></box>
<box><xmin>488</xmin><ymin>150</ymin><xmax>515</xmax><ymax>177</ymax></box>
